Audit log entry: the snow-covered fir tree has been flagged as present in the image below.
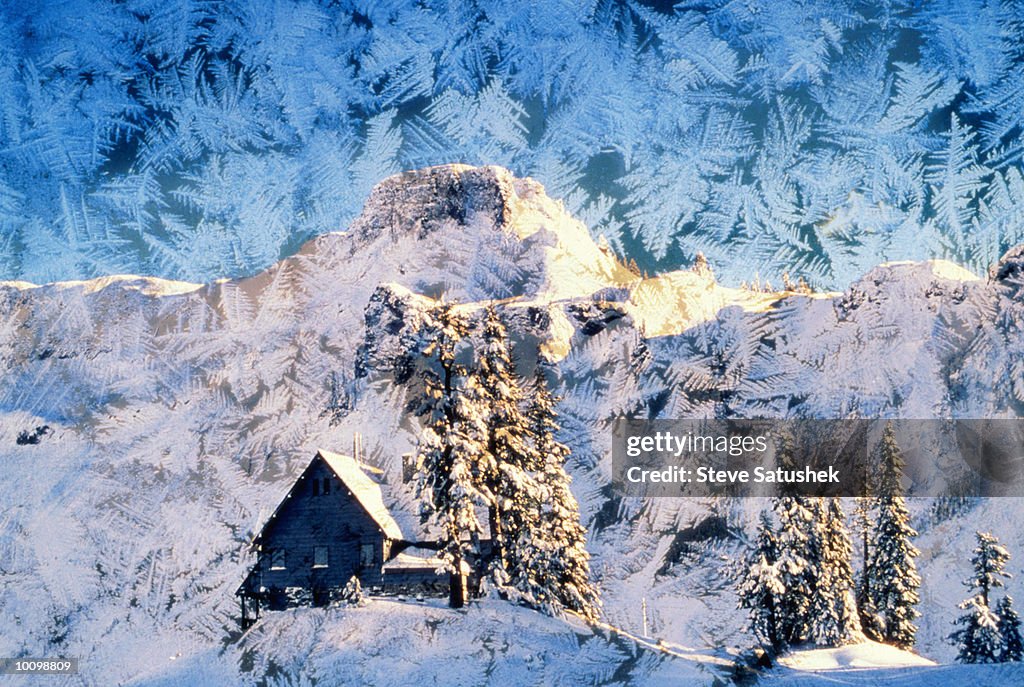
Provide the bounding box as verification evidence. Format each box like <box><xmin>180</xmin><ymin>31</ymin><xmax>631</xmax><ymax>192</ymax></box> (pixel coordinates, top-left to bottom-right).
<box><xmin>340</xmin><ymin>575</ymin><xmax>365</xmax><ymax>606</ymax></box>
<box><xmin>737</xmin><ymin>511</ymin><xmax>786</xmax><ymax>652</ymax></box>
<box><xmin>412</xmin><ymin>302</ymin><xmax>488</xmax><ymax>608</ymax></box>
<box><xmin>769</xmin><ymin>429</ymin><xmax>820</xmax><ymax>646</ymax></box>
<box><xmin>953</xmin><ymin>596</ymin><xmax>1004</xmax><ymax>664</ymax></box>
<box><xmin>970</xmin><ymin>532</ymin><xmax>1013</xmax><ymax>608</ymax></box>
<box><xmin>475</xmin><ymin>307</ymin><xmax>535</xmax><ymax>578</ymax></box>
<box><xmin>503</xmin><ymin>366</ymin><xmax>600</xmax><ymax>621</ymax></box>
<box><xmin>766</xmin><ymin>429</ymin><xmax>861</xmax><ymax>647</ymax></box>
<box><xmin>952</xmin><ymin>531</ymin><xmax>1014</xmax><ymax>663</ymax></box>
<box><xmin>772</xmin><ymin>494</ymin><xmax>816</xmax><ymax>645</ymax></box>
<box><xmin>853</xmin><ymin>445</ymin><xmax>882</xmax><ymax>640</ymax></box>
<box><xmin>809</xmin><ymin>499</ymin><xmax>863</xmax><ymax>646</ymax></box>
<box><xmin>862</xmin><ymin>423</ymin><xmax>921</xmax><ymax>649</ymax></box>
<box><xmin>412</xmin><ymin>307</ymin><xmax>598</xmax><ymax>618</ymax></box>
<box><xmin>854</xmin><ymin>493</ymin><xmax>885</xmax><ymax>642</ymax></box>
<box><xmin>997</xmin><ymin>595</ymin><xmax>1024</xmax><ymax>662</ymax></box>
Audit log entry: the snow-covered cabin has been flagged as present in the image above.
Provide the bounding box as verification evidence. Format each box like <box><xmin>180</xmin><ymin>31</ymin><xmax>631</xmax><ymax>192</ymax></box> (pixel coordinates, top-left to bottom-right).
<box><xmin>236</xmin><ymin>450</ymin><xmax>448</xmax><ymax>625</ymax></box>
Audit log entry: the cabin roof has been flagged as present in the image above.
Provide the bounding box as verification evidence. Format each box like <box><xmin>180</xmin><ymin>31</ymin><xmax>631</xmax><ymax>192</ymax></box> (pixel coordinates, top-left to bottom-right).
<box><xmin>316</xmin><ymin>449</ymin><xmax>404</xmax><ymax>540</ymax></box>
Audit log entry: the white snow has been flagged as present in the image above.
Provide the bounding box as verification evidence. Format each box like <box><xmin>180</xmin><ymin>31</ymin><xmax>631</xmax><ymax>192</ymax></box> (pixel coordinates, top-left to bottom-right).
<box><xmin>318</xmin><ymin>450</ymin><xmax>404</xmax><ymax>540</ymax></box>
<box><xmin>875</xmin><ymin>259</ymin><xmax>981</xmax><ymax>283</ymax></box>
<box><xmin>133</xmin><ymin>600</ymin><xmax>718</xmax><ymax>686</ymax></box>
<box><xmin>779</xmin><ymin>641</ymin><xmax>937</xmax><ymax>671</ymax></box>
<box><xmin>1</xmin><ymin>274</ymin><xmax>204</xmax><ymax>296</ymax></box>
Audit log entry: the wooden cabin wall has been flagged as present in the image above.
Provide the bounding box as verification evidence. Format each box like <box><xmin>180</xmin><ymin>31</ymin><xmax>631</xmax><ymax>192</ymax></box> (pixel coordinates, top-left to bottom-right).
<box><xmin>256</xmin><ymin>458</ymin><xmax>387</xmax><ymax>592</ymax></box>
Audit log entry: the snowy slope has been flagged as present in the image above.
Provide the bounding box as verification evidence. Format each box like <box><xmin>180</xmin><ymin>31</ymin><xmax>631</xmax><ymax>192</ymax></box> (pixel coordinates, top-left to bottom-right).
<box><xmin>1</xmin><ymin>165</ymin><xmax>1023</xmax><ymax>685</ymax></box>
<box><xmin>770</xmin><ymin>663</ymin><xmax>1024</xmax><ymax>687</ymax></box>
<box><xmin>129</xmin><ymin>600</ymin><xmax>722</xmax><ymax>687</ymax></box>
<box><xmin>779</xmin><ymin>641</ymin><xmax>936</xmax><ymax>670</ymax></box>
<box><xmin>769</xmin><ymin>642</ymin><xmax>1024</xmax><ymax>686</ymax></box>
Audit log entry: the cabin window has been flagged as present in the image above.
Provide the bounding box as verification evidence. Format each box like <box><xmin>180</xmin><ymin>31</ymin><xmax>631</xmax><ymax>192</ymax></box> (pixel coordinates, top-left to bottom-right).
<box><xmin>322</xmin><ymin>477</ymin><xmax>330</xmax><ymax>494</ymax></box>
<box><xmin>313</xmin><ymin>546</ymin><xmax>329</xmax><ymax>568</ymax></box>
<box><xmin>360</xmin><ymin>543</ymin><xmax>375</xmax><ymax>568</ymax></box>
<box><xmin>269</xmin><ymin>548</ymin><xmax>286</xmax><ymax>570</ymax></box>
<box><xmin>312</xmin><ymin>479</ymin><xmax>320</xmax><ymax>496</ymax></box>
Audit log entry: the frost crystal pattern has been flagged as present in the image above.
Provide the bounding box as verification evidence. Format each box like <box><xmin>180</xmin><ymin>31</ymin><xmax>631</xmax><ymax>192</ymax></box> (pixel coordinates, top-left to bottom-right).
<box><xmin>2</xmin><ymin>1</ymin><xmax>1023</xmax><ymax>286</ymax></box>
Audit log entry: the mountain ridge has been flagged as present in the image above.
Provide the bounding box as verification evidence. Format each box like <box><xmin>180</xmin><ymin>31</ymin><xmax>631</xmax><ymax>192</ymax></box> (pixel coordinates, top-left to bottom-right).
<box><xmin>2</xmin><ymin>163</ymin><xmax>1000</xmax><ymax>348</ymax></box>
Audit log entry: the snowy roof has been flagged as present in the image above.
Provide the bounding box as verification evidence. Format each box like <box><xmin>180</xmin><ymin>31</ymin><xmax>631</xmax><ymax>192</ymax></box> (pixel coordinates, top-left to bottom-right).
<box><xmin>317</xmin><ymin>449</ymin><xmax>404</xmax><ymax>540</ymax></box>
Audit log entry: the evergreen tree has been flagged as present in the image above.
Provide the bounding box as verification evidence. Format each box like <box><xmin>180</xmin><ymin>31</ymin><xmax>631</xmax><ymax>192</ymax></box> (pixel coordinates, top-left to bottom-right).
<box><xmin>856</xmin><ymin>588</ymin><xmax>885</xmax><ymax>644</ymax></box>
<box><xmin>475</xmin><ymin>307</ymin><xmax>535</xmax><ymax>578</ymax></box>
<box><xmin>768</xmin><ymin>428</ymin><xmax>860</xmax><ymax>647</ymax></box>
<box><xmin>854</xmin><ymin>461</ymin><xmax>885</xmax><ymax>641</ymax></box>
<box><xmin>809</xmin><ymin>499</ymin><xmax>863</xmax><ymax>646</ymax></box>
<box><xmin>952</xmin><ymin>531</ymin><xmax>1013</xmax><ymax>663</ymax></box>
<box><xmin>953</xmin><ymin>596</ymin><xmax>1004</xmax><ymax>664</ymax></box>
<box><xmin>413</xmin><ymin>302</ymin><xmax>488</xmax><ymax>608</ymax></box>
<box><xmin>504</xmin><ymin>367</ymin><xmax>600</xmax><ymax>621</ymax></box>
<box><xmin>770</xmin><ymin>429</ymin><xmax>821</xmax><ymax>645</ymax></box>
<box><xmin>970</xmin><ymin>532</ymin><xmax>1012</xmax><ymax>607</ymax></box>
<box><xmin>414</xmin><ymin>309</ymin><xmax>599</xmax><ymax>618</ymax></box>
<box><xmin>772</xmin><ymin>494</ymin><xmax>816</xmax><ymax>645</ymax></box>
<box><xmin>340</xmin><ymin>575</ymin><xmax>365</xmax><ymax>606</ymax></box>
<box><xmin>738</xmin><ymin>511</ymin><xmax>786</xmax><ymax>652</ymax></box>
<box><xmin>863</xmin><ymin>423</ymin><xmax>921</xmax><ymax>649</ymax></box>
<box><xmin>997</xmin><ymin>595</ymin><xmax>1024</xmax><ymax>662</ymax></box>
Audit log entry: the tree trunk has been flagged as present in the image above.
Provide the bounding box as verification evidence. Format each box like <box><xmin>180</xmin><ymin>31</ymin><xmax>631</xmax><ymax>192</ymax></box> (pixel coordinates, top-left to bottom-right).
<box><xmin>449</xmin><ymin>568</ymin><xmax>465</xmax><ymax>608</ymax></box>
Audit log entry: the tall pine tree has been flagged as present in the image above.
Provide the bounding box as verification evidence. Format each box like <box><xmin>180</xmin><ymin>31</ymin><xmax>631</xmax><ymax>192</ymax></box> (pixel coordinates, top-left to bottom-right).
<box><xmin>862</xmin><ymin>423</ymin><xmax>921</xmax><ymax>649</ymax></box>
<box><xmin>809</xmin><ymin>499</ymin><xmax>863</xmax><ymax>646</ymax></box>
<box><xmin>854</xmin><ymin>462</ymin><xmax>884</xmax><ymax>641</ymax></box>
<box><xmin>953</xmin><ymin>597</ymin><xmax>1003</xmax><ymax>664</ymax></box>
<box><xmin>503</xmin><ymin>366</ymin><xmax>600</xmax><ymax>621</ymax></box>
<box><xmin>413</xmin><ymin>308</ymin><xmax>600</xmax><ymax>618</ymax></box>
<box><xmin>952</xmin><ymin>531</ymin><xmax>1013</xmax><ymax>663</ymax></box>
<box><xmin>413</xmin><ymin>302</ymin><xmax>488</xmax><ymax>608</ymax></box>
<box><xmin>773</xmin><ymin>494</ymin><xmax>817</xmax><ymax>645</ymax></box>
<box><xmin>738</xmin><ymin>511</ymin><xmax>786</xmax><ymax>652</ymax></box>
<box><xmin>768</xmin><ymin>430</ymin><xmax>861</xmax><ymax>647</ymax></box>
<box><xmin>771</xmin><ymin>429</ymin><xmax>818</xmax><ymax>645</ymax></box>
<box><xmin>475</xmin><ymin>307</ymin><xmax>535</xmax><ymax>579</ymax></box>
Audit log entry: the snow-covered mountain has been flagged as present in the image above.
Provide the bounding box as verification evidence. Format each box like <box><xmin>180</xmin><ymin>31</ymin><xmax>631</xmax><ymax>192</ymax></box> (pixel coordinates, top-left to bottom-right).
<box><xmin>2</xmin><ymin>164</ymin><xmax>1023</xmax><ymax>685</ymax></box>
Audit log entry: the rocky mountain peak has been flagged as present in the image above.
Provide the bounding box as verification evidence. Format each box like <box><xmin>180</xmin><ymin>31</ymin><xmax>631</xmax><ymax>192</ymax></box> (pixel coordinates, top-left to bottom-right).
<box><xmin>992</xmin><ymin>244</ymin><xmax>1024</xmax><ymax>286</ymax></box>
<box><xmin>295</xmin><ymin>164</ymin><xmax>630</xmax><ymax>303</ymax></box>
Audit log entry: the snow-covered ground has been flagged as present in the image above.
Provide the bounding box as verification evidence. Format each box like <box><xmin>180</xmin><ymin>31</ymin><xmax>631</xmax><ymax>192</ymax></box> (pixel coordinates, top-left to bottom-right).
<box><xmin>1</xmin><ymin>165</ymin><xmax>1023</xmax><ymax>685</ymax></box>
<box><xmin>771</xmin><ymin>646</ymin><xmax>1024</xmax><ymax>687</ymax></box>
<box><xmin>779</xmin><ymin>641</ymin><xmax>936</xmax><ymax>670</ymax></box>
<box><xmin>124</xmin><ymin>600</ymin><xmax>719</xmax><ymax>687</ymax></box>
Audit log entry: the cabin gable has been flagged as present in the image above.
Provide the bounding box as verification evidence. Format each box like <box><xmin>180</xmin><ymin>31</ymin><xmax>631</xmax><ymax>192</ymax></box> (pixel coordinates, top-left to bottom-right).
<box><xmin>251</xmin><ymin>454</ymin><xmax>391</xmax><ymax>602</ymax></box>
